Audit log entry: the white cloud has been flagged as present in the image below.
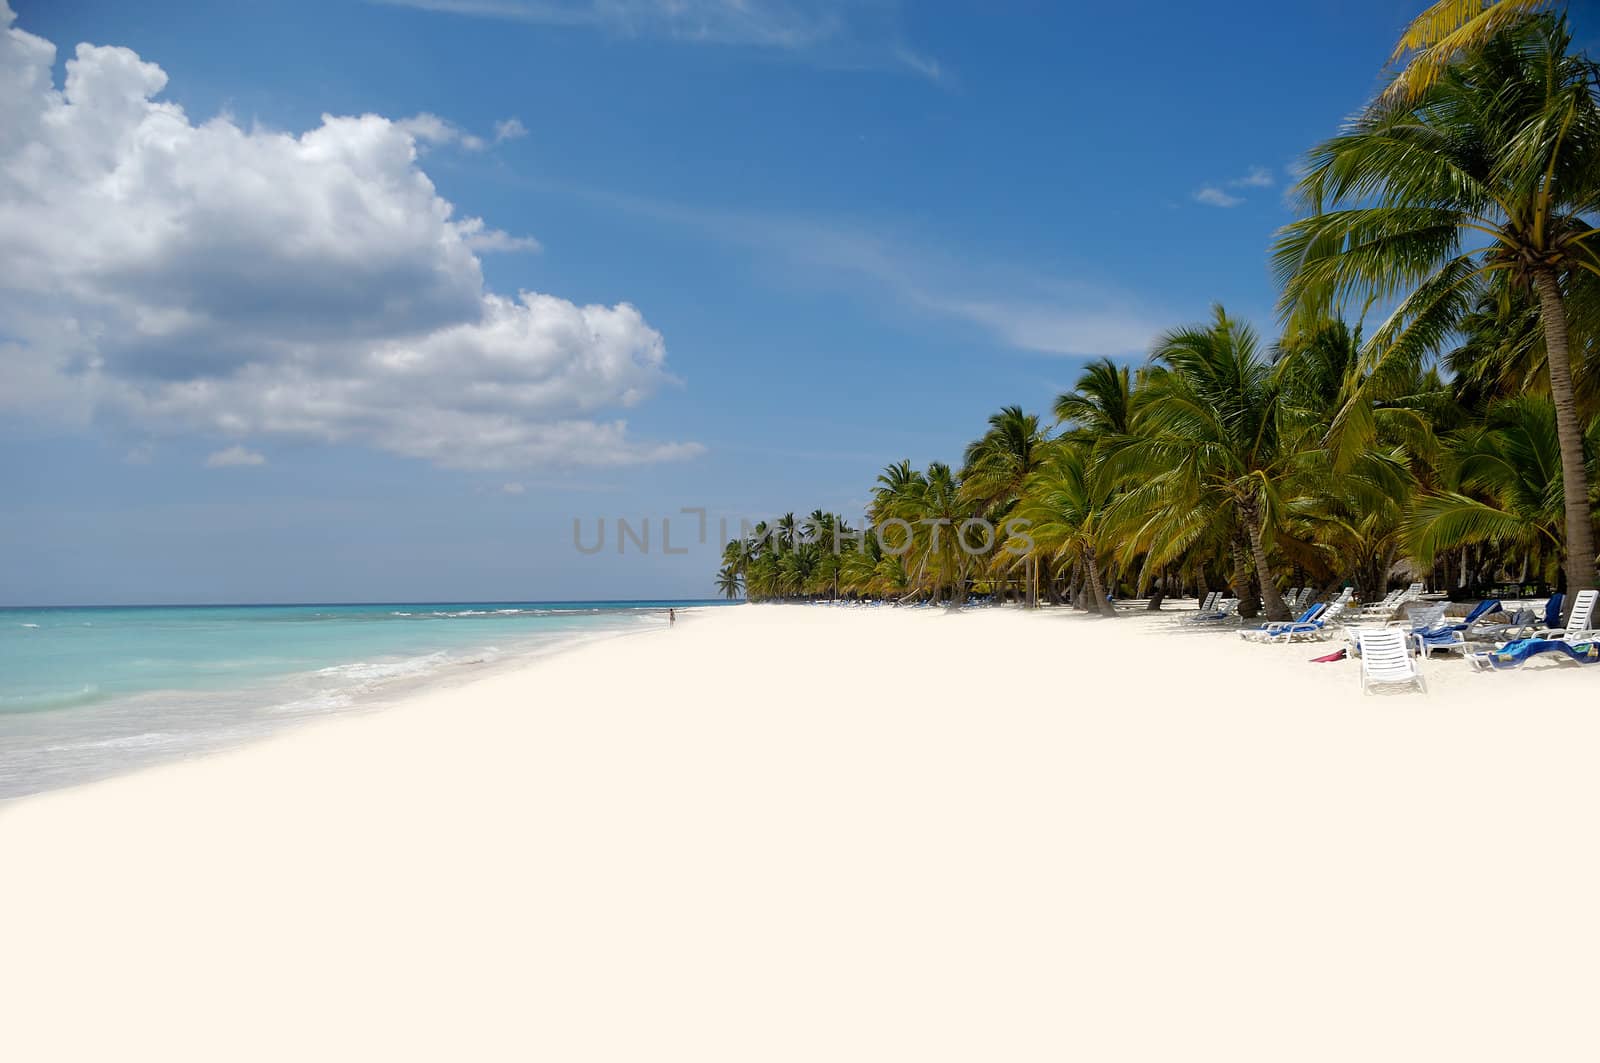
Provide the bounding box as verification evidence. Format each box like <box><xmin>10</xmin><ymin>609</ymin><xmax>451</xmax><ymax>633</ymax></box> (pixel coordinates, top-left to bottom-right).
<box><xmin>205</xmin><ymin>445</ymin><xmax>266</xmax><ymax>468</ymax></box>
<box><xmin>457</xmin><ymin>216</ymin><xmax>542</xmax><ymax>253</ymax></box>
<box><xmin>590</xmin><ymin>193</ymin><xmax>1172</xmax><ymax>357</ymax></box>
<box><xmin>890</xmin><ymin>44</ymin><xmax>942</xmax><ymax>82</ymax></box>
<box><xmin>501</xmin><ymin>481</ymin><xmax>526</xmax><ymax>494</ymax></box>
<box><xmin>1194</xmin><ymin>186</ymin><xmax>1243</xmax><ymax>208</ymax></box>
<box><xmin>493</xmin><ymin>117</ymin><xmax>527</xmax><ymax>142</ymax></box>
<box><xmin>377</xmin><ymin>0</ymin><xmax>943</xmax><ymax>80</ymax></box>
<box><xmin>1193</xmin><ymin>166</ymin><xmax>1274</xmax><ymax>209</ymax></box>
<box><xmin>396</xmin><ymin>111</ymin><xmax>487</xmax><ymax>151</ymax></box>
<box><xmin>0</xmin><ymin>2</ymin><xmax>697</xmax><ymax>469</ymax></box>
<box><xmin>936</xmin><ymin>297</ymin><xmax>1164</xmax><ymax>357</ymax></box>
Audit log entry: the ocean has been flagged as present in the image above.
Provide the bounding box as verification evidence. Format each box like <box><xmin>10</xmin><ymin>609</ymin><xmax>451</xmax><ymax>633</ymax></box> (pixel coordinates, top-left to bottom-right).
<box><xmin>0</xmin><ymin>600</ymin><xmax>725</xmax><ymax>800</ymax></box>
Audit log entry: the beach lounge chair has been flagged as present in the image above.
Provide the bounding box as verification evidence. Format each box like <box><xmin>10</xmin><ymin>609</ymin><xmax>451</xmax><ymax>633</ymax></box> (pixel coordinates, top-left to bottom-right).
<box><xmin>1538</xmin><ymin>592</ymin><xmax>1567</xmax><ymax>632</ymax></box>
<box><xmin>1410</xmin><ymin>599</ymin><xmax>1502</xmax><ymax>658</ymax></box>
<box><xmin>1186</xmin><ymin>597</ymin><xmax>1237</xmax><ymax>624</ymax></box>
<box><xmin>1485</xmin><ymin>590</ymin><xmax>1595</xmax><ymax>644</ymax></box>
<box><xmin>1356</xmin><ymin>583</ymin><xmax>1423</xmax><ymax>622</ymax></box>
<box><xmin>1490</xmin><ymin>592</ymin><xmax>1565</xmax><ymax>639</ymax></box>
<box><xmin>1468</xmin><ymin>635</ymin><xmax>1600</xmax><ymax>671</ymax></box>
<box><xmin>1538</xmin><ymin>589</ymin><xmax>1598</xmax><ymax>641</ymax></box>
<box><xmin>1467</xmin><ymin>605</ymin><xmax>1536</xmax><ymax>643</ymax></box>
<box><xmin>1355</xmin><ymin>589</ymin><xmax>1402</xmax><ymax>618</ymax></box>
<box><xmin>1246</xmin><ymin>598</ymin><xmax>1349</xmax><ymax>642</ymax></box>
<box><xmin>1192</xmin><ymin>591</ymin><xmax>1219</xmax><ymax>615</ymax></box>
<box><xmin>1356</xmin><ymin>628</ymin><xmax>1426</xmax><ymax>694</ymax></box>
<box><xmin>1466</xmin><ymin>590</ymin><xmax>1600</xmax><ymax>670</ymax></box>
<box><xmin>1239</xmin><ymin>602</ymin><xmax>1325</xmax><ymax>640</ymax></box>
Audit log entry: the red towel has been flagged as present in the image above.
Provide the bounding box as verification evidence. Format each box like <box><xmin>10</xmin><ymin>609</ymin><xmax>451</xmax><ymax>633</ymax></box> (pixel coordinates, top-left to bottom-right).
<box><xmin>1310</xmin><ymin>648</ymin><xmax>1347</xmax><ymax>663</ymax></box>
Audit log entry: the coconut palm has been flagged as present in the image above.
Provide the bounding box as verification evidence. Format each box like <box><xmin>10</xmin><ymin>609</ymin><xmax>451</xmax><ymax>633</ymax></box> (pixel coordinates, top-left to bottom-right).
<box><xmin>715</xmin><ymin>566</ymin><xmax>743</xmax><ymax>600</ymax></box>
<box><xmin>1275</xmin><ymin>15</ymin><xmax>1600</xmax><ymax>609</ymax></box>
<box><xmin>961</xmin><ymin>406</ymin><xmax>1050</xmax><ymax>603</ymax></box>
<box><xmin>1406</xmin><ymin>395</ymin><xmax>1598</xmax><ymax>581</ymax></box>
<box><xmin>1118</xmin><ymin>307</ymin><xmax>1295</xmax><ymax>620</ymax></box>
<box><xmin>1383</xmin><ymin>0</ymin><xmax>1553</xmax><ymax>103</ymax></box>
<box><xmin>1054</xmin><ymin>358</ymin><xmax>1135</xmax><ymax>441</ymax></box>
<box><xmin>1006</xmin><ymin>440</ymin><xmax>1120</xmax><ymax>617</ymax></box>
<box><xmin>720</xmin><ymin>9</ymin><xmax>1600</xmax><ymax>616</ymax></box>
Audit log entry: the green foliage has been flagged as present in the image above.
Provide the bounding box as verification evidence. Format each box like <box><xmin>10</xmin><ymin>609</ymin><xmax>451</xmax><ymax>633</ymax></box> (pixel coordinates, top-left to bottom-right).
<box><xmin>716</xmin><ymin>12</ymin><xmax>1600</xmax><ymax>608</ymax></box>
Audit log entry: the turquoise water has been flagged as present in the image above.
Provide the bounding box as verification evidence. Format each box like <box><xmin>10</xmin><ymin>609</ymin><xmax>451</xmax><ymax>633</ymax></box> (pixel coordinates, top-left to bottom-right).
<box><xmin>0</xmin><ymin>601</ymin><xmax>723</xmax><ymax>799</ymax></box>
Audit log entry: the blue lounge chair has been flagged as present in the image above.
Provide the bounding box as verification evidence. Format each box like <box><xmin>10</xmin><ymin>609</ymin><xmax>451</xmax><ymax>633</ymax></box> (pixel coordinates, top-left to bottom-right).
<box><xmin>1459</xmin><ymin>598</ymin><xmax>1503</xmax><ymax>627</ymax></box>
<box><xmin>1410</xmin><ymin>599</ymin><xmax>1502</xmax><ymax>658</ymax></box>
<box><xmin>1535</xmin><ymin>592</ymin><xmax>1565</xmax><ymax>632</ymax></box>
<box><xmin>1493</xmin><ymin>590</ymin><xmax>1597</xmax><ymax>644</ymax></box>
<box><xmin>1242</xmin><ymin>600</ymin><xmax>1348</xmax><ymax>642</ymax></box>
<box><xmin>1469</xmin><ymin>636</ymin><xmax>1600</xmax><ymax>671</ymax></box>
<box><xmin>1239</xmin><ymin>603</ymin><xmax>1325</xmax><ymax>639</ymax></box>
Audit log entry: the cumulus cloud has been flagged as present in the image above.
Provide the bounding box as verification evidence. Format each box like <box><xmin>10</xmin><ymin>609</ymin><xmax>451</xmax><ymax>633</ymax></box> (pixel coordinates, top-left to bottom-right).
<box><xmin>205</xmin><ymin>445</ymin><xmax>266</xmax><ymax>468</ymax></box>
<box><xmin>0</xmin><ymin>2</ymin><xmax>697</xmax><ymax>468</ymax></box>
<box><xmin>1194</xmin><ymin>186</ymin><xmax>1243</xmax><ymax>208</ymax></box>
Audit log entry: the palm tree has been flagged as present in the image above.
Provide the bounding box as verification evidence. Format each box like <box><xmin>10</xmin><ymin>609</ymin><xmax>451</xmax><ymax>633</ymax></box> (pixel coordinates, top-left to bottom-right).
<box><xmin>916</xmin><ymin>462</ymin><xmax>979</xmax><ymax>605</ymax></box>
<box><xmin>1121</xmin><ymin>307</ymin><xmax>1295</xmax><ymax>620</ymax></box>
<box><xmin>1007</xmin><ymin>440</ymin><xmax>1119</xmax><ymax>617</ymax></box>
<box><xmin>1275</xmin><ymin>15</ymin><xmax>1600</xmax><ymax>611</ymax></box>
<box><xmin>1383</xmin><ymin>0</ymin><xmax>1553</xmax><ymax>103</ymax></box>
<box><xmin>961</xmin><ymin>406</ymin><xmax>1047</xmax><ymax>509</ymax></box>
<box><xmin>961</xmin><ymin>406</ymin><xmax>1049</xmax><ymax>603</ymax></box>
<box><xmin>1406</xmin><ymin>395</ymin><xmax>1596</xmax><ymax>584</ymax></box>
<box><xmin>1054</xmin><ymin>358</ymin><xmax>1135</xmax><ymax>440</ymax></box>
<box><xmin>715</xmin><ymin>566</ymin><xmax>743</xmax><ymax>600</ymax></box>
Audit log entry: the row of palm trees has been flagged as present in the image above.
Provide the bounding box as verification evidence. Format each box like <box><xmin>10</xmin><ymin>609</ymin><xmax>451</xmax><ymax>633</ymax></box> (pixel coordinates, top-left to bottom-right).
<box><xmin>718</xmin><ymin>7</ymin><xmax>1600</xmax><ymax>623</ymax></box>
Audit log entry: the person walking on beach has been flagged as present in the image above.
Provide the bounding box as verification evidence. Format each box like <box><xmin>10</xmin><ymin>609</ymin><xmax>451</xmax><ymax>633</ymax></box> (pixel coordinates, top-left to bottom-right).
<box><xmin>668</xmin><ymin>608</ymin><xmax>676</xmax><ymax>627</ymax></box>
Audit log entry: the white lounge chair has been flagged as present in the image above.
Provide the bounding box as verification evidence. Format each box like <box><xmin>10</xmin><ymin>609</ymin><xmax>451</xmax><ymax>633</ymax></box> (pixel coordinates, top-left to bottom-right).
<box><xmin>1356</xmin><ymin>584</ymin><xmax>1418</xmax><ymax>621</ymax></box>
<box><xmin>1546</xmin><ymin>588</ymin><xmax>1600</xmax><ymax>642</ymax></box>
<box><xmin>1467</xmin><ymin>593</ymin><xmax>1600</xmax><ymax>671</ymax></box>
<box><xmin>1356</xmin><ymin>628</ymin><xmax>1426</xmax><ymax>694</ymax></box>
<box><xmin>1243</xmin><ymin>596</ymin><xmax>1350</xmax><ymax>642</ymax></box>
<box><xmin>1409</xmin><ymin>600</ymin><xmax>1503</xmax><ymax>658</ymax></box>
<box><xmin>1396</xmin><ymin>602</ymin><xmax>1446</xmax><ymax>632</ymax></box>
<box><xmin>1187</xmin><ymin>598</ymin><xmax>1238</xmax><ymax>624</ymax></box>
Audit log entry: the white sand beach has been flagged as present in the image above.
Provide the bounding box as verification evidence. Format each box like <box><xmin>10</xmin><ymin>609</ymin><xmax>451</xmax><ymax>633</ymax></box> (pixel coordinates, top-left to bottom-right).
<box><xmin>3</xmin><ymin>603</ymin><xmax>1598</xmax><ymax>1061</ymax></box>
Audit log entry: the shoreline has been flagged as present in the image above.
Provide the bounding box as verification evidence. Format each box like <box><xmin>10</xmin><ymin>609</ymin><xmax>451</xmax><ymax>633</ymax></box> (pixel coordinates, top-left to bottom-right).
<box><xmin>0</xmin><ymin>605</ymin><xmax>700</xmax><ymax>803</ymax></box>
<box><xmin>3</xmin><ymin>603</ymin><xmax>1597</xmax><ymax>1060</ymax></box>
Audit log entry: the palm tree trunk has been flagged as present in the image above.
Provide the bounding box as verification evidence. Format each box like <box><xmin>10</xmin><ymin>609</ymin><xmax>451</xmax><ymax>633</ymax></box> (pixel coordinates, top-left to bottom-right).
<box><xmin>1239</xmin><ymin>500</ymin><xmax>1289</xmax><ymax>621</ymax></box>
<box><xmin>1230</xmin><ymin>540</ymin><xmax>1259</xmax><ymax>620</ymax></box>
<box><xmin>1066</xmin><ymin>558</ymin><xmax>1088</xmax><ymax>611</ymax></box>
<box><xmin>1084</xmin><ymin>548</ymin><xmax>1115</xmax><ymax>617</ymax></box>
<box><xmin>1532</xmin><ymin>267</ymin><xmax>1597</xmax><ymax>621</ymax></box>
<box><xmin>1146</xmin><ymin>566</ymin><xmax>1167</xmax><ymax>611</ymax></box>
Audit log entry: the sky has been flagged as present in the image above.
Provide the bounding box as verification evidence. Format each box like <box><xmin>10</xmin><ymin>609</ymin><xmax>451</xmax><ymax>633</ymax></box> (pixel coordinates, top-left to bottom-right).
<box><xmin>3</xmin><ymin>0</ymin><xmax>1592</xmax><ymax>605</ymax></box>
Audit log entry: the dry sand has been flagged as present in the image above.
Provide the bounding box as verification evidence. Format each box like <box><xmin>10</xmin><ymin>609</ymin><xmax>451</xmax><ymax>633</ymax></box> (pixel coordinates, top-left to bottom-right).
<box><xmin>2</xmin><ymin>603</ymin><xmax>1597</xmax><ymax>1061</ymax></box>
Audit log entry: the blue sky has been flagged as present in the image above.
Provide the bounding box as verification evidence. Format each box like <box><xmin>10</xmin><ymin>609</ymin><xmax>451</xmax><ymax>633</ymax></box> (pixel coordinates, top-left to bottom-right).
<box><xmin>3</xmin><ymin>0</ymin><xmax>1586</xmax><ymax>604</ymax></box>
